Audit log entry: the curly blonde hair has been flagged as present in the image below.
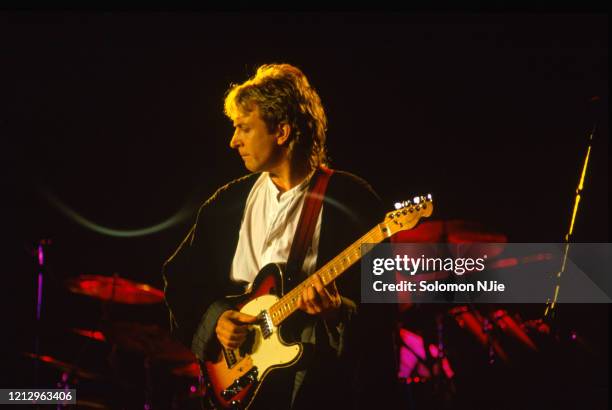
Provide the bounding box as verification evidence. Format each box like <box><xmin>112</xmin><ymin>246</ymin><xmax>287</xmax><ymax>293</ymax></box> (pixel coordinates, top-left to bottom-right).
<box><xmin>224</xmin><ymin>63</ymin><xmax>328</xmax><ymax>170</ymax></box>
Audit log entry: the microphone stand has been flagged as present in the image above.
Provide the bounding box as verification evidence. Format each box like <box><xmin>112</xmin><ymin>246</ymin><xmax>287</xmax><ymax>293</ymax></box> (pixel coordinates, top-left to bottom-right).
<box><xmin>543</xmin><ymin>97</ymin><xmax>600</xmax><ymax>323</ymax></box>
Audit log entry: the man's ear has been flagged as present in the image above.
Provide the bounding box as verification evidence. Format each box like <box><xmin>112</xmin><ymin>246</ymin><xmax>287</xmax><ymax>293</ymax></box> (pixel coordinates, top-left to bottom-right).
<box><xmin>276</xmin><ymin>123</ymin><xmax>291</xmax><ymax>146</ymax></box>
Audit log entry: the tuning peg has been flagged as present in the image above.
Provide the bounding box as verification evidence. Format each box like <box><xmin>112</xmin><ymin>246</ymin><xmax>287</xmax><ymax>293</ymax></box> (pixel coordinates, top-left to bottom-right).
<box><xmin>426</xmin><ymin>193</ymin><xmax>433</xmax><ymax>201</ymax></box>
<box><xmin>394</xmin><ymin>202</ymin><xmax>403</xmax><ymax>210</ymax></box>
<box><xmin>412</xmin><ymin>196</ymin><xmax>421</xmax><ymax>204</ymax></box>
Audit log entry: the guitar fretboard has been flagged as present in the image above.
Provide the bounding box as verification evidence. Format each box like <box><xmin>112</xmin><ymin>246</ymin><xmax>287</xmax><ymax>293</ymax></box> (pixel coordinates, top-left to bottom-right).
<box><xmin>268</xmin><ymin>223</ymin><xmax>390</xmax><ymax>327</ymax></box>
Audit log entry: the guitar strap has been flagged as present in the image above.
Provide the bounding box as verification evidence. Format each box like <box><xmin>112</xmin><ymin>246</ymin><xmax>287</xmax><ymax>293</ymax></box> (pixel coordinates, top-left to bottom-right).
<box><xmin>284</xmin><ymin>165</ymin><xmax>334</xmax><ymax>291</ymax></box>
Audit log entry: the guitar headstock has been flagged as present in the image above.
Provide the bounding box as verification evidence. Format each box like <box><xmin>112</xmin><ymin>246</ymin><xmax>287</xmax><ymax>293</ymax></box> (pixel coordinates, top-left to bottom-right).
<box><xmin>382</xmin><ymin>194</ymin><xmax>434</xmax><ymax>236</ymax></box>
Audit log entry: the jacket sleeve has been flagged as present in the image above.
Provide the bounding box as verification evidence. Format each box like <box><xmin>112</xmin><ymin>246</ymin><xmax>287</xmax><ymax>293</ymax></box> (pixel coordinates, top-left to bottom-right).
<box><xmin>162</xmin><ymin>198</ymin><xmax>228</xmax><ymax>361</ymax></box>
<box><xmin>163</xmin><ymin>174</ymin><xmax>258</xmax><ymax>361</ymax></box>
<box><xmin>315</xmin><ymin>171</ymin><xmax>386</xmax><ymax>357</ymax></box>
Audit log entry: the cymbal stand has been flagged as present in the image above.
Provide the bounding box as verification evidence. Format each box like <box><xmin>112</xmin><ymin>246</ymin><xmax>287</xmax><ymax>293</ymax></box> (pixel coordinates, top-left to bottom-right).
<box><xmin>55</xmin><ymin>371</ymin><xmax>71</xmax><ymax>410</ymax></box>
<box><xmin>468</xmin><ymin>303</ymin><xmax>497</xmax><ymax>365</ymax></box>
<box><xmin>435</xmin><ymin>313</ymin><xmax>446</xmax><ymax>366</ymax></box>
<box><xmin>101</xmin><ymin>274</ymin><xmax>155</xmax><ymax>410</ymax></box>
<box><xmin>432</xmin><ymin>313</ymin><xmax>450</xmax><ymax>385</ymax></box>
<box><xmin>33</xmin><ymin>240</ymin><xmax>49</xmax><ymax>396</ymax></box>
<box><xmin>144</xmin><ymin>356</ymin><xmax>153</xmax><ymax>410</ymax></box>
<box><xmin>102</xmin><ymin>273</ymin><xmax>127</xmax><ymax>408</ymax></box>
<box><xmin>433</xmin><ymin>313</ymin><xmax>456</xmax><ymax>407</ymax></box>
<box><xmin>481</xmin><ymin>316</ymin><xmax>495</xmax><ymax>365</ymax></box>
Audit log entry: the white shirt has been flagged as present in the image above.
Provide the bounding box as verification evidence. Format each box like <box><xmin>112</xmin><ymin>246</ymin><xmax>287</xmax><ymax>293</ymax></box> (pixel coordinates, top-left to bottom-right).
<box><xmin>230</xmin><ymin>172</ymin><xmax>323</xmax><ymax>284</ymax></box>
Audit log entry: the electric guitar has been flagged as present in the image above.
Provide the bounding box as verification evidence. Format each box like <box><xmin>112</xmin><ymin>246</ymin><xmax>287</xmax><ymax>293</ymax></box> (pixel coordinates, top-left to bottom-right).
<box><xmin>202</xmin><ymin>194</ymin><xmax>433</xmax><ymax>409</ymax></box>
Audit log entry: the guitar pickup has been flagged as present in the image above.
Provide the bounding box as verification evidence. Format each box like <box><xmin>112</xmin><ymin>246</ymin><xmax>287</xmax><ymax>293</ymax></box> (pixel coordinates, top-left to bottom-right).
<box><xmin>220</xmin><ymin>367</ymin><xmax>259</xmax><ymax>400</ymax></box>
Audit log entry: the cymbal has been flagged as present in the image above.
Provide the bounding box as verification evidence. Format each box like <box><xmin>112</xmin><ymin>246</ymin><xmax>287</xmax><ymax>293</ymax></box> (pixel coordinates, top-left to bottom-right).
<box><xmin>102</xmin><ymin>322</ymin><xmax>196</xmax><ymax>363</ymax></box>
<box><xmin>392</xmin><ymin>219</ymin><xmax>506</xmax><ymax>241</ymax></box>
<box><xmin>391</xmin><ymin>219</ymin><xmax>507</xmax><ymax>259</ymax></box>
<box><xmin>72</xmin><ymin>328</ymin><xmax>107</xmax><ymax>342</ymax></box>
<box><xmin>66</xmin><ymin>274</ymin><xmax>164</xmax><ymax>304</ymax></box>
<box><xmin>23</xmin><ymin>352</ymin><xmax>102</xmax><ymax>380</ymax></box>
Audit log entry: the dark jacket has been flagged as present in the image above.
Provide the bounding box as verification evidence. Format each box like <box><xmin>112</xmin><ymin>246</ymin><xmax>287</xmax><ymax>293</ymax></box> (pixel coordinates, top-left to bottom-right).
<box><xmin>162</xmin><ymin>170</ymin><xmax>399</xmax><ymax>409</ymax></box>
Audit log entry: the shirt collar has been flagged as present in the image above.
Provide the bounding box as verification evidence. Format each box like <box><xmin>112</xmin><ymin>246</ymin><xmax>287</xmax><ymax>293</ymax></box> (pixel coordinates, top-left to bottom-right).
<box><xmin>265</xmin><ymin>172</ymin><xmax>311</xmax><ymax>202</ymax></box>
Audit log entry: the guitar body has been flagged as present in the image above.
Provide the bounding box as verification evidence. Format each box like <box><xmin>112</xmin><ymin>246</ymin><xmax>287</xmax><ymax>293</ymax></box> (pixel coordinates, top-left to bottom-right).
<box><xmin>203</xmin><ymin>263</ymin><xmax>302</xmax><ymax>409</ymax></box>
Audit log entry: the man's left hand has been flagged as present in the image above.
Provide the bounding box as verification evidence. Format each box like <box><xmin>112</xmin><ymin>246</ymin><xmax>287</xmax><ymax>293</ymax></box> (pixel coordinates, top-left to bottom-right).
<box><xmin>297</xmin><ymin>273</ymin><xmax>342</xmax><ymax>321</ymax></box>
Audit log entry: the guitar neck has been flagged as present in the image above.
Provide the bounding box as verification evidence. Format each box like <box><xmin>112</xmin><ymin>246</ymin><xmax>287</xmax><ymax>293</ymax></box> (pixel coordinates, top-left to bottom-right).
<box><xmin>268</xmin><ymin>223</ymin><xmax>390</xmax><ymax>327</ymax></box>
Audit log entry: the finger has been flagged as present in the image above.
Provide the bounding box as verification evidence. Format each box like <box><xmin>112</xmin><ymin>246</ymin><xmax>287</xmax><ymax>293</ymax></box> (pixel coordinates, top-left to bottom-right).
<box><xmin>300</xmin><ymin>293</ymin><xmax>316</xmax><ymax>314</ymax></box>
<box><xmin>218</xmin><ymin>332</ymin><xmax>236</xmax><ymax>349</ymax></box>
<box><xmin>311</xmin><ymin>276</ymin><xmax>325</xmax><ymax>295</ymax></box>
<box><xmin>218</xmin><ymin>329</ymin><xmax>248</xmax><ymax>347</ymax></box>
<box><xmin>228</xmin><ymin>311</ymin><xmax>258</xmax><ymax>324</ymax></box>
<box><xmin>216</xmin><ymin>318</ymin><xmax>245</xmax><ymax>349</ymax></box>
<box><xmin>312</xmin><ymin>278</ymin><xmax>333</xmax><ymax>307</ymax></box>
<box><xmin>307</xmin><ymin>286</ymin><xmax>322</xmax><ymax>313</ymax></box>
<box><xmin>311</xmin><ymin>274</ymin><xmax>324</xmax><ymax>289</ymax></box>
<box><xmin>313</xmin><ymin>280</ymin><xmax>333</xmax><ymax>308</ymax></box>
<box><xmin>222</xmin><ymin>310</ymin><xmax>251</xmax><ymax>323</ymax></box>
<box><xmin>302</xmin><ymin>288</ymin><xmax>311</xmax><ymax>312</ymax></box>
<box><xmin>313</xmin><ymin>275</ymin><xmax>336</xmax><ymax>308</ymax></box>
<box><xmin>302</xmin><ymin>287</ymin><xmax>315</xmax><ymax>313</ymax></box>
<box><xmin>227</xmin><ymin>332</ymin><xmax>248</xmax><ymax>343</ymax></box>
<box><xmin>306</xmin><ymin>285</ymin><xmax>317</xmax><ymax>305</ymax></box>
<box><xmin>228</xmin><ymin>326</ymin><xmax>250</xmax><ymax>336</ymax></box>
<box><xmin>216</xmin><ymin>327</ymin><xmax>248</xmax><ymax>350</ymax></box>
<box><xmin>324</xmin><ymin>281</ymin><xmax>341</xmax><ymax>308</ymax></box>
<box><xmin>326</xmin><ymin>280</ymin><xmax>339</xmax><ymax>297</ymax></box>
<box><xmin>217</xmin><ymin>320</ymin><xmax>249</xmax><ymax>335</ymax></box>
<box><xmin>222</xmin><ymin>338</ymin><xmax>240</xmax><ymax>349</ymax></box>
<box><xmin>217</xmin><ymin>326</ymin><xmax>240</xmax><ymax>341</ymax></box>
<box><xmin>321</xmin><ymin>288</ymin><xmax>335</xmax><ymax>309</ymax></box>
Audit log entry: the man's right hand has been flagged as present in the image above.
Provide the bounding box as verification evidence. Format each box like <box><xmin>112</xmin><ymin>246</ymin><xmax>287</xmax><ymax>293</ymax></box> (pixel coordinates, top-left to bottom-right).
<box><xmin>215</xmin><ymin>310</ymin><xmax>258</xmax><ymax>349</ymax></box>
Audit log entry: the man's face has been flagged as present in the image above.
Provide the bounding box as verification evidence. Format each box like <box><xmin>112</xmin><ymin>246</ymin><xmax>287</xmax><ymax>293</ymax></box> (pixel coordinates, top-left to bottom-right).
<box><xmin>230</xmin><ymin>105</ymin><xmax>283</xmax><ymax>173</ymax></box>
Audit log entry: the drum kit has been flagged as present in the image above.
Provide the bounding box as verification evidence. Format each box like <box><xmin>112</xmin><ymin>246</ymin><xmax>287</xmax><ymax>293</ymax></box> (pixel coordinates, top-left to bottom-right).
<box><xmin>25</xmin><ymin>272</ymin><xmax>204</xmax><ymax>409</ymax></box>
<box><xmin>392</xmin><ymin>220</ymin><xmax>568</xmax><ymax>408</ymax></box>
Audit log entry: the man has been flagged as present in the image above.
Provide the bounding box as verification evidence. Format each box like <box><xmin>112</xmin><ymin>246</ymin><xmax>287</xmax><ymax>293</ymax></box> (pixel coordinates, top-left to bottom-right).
<box><xmin>162</xmin><ymin>63</ymin><xmax>398</xmax><ymax>409</ymax></box>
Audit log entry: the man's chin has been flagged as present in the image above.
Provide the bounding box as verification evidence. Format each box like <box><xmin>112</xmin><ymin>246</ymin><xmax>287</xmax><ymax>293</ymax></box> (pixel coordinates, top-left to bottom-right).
<box><xmin>243</xmin><ymin>161</ymin><xmax>259</xmax><ymax>173</ymax></box>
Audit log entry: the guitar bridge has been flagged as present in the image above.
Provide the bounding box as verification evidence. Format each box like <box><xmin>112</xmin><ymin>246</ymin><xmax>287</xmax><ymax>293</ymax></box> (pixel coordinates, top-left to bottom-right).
<box><xmin>258</xmin><ymin>310</ymin><xmax>273</xmax><ymax>339</ymax></box>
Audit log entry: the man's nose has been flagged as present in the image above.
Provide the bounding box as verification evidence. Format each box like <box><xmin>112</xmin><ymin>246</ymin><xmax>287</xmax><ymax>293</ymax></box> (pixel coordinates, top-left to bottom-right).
<box><xmin>229</xmin><ymin>130</ymin><xmax>240</xmax><ymax>149</ymax></box>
